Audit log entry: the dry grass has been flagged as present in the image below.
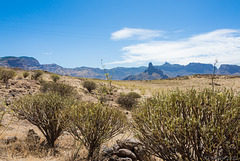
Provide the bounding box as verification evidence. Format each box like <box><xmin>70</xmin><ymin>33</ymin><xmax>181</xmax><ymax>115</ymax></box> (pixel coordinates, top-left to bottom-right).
<box><xmin>0</xmin><ymin>114</ymin><xmax>79</xmax><ymax>161</ymax></box>
<box><xmin>113</xmin><ymin>75</ymin><xmax>240</xmax><ymax>95</ymax></box>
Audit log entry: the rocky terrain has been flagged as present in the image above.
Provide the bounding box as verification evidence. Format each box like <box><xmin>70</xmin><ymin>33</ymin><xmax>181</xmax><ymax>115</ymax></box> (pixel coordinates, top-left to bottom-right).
<box><xmin>0</xmin><ymin>68</ymin><xmax>136</xmax><ymax>161</ymax></box>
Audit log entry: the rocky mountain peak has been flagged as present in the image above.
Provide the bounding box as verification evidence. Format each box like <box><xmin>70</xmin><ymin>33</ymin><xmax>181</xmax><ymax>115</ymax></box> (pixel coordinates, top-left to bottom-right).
<box><xmin>124</xmin><ymin>62</ymin><xmax>169</xmax><ymax>80</ymax></box>
<box><xmin>146</xmin><ymin>62</ymin><xmax>155</xmax><ymax>75</ymax></box>
<box><xmin>148</xmin><ymin>62</ymin><xmax>154</xmax><ymax>69</ymax></box>
<box><xmin>144</xmin><ymin>62</ymin><xmax>166</xmax><ymax>77</ymax></box>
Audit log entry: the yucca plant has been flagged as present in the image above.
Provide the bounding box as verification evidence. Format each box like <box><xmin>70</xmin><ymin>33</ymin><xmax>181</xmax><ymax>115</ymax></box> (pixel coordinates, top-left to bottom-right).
<box><xmin>132</xmin><ymin>88</ymin><xmax>240</xmax><ymax>161</ymax></box>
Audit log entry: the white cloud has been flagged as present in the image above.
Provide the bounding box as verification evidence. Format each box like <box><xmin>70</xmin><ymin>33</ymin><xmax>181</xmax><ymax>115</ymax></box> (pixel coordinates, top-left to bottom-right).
<box><xmin>111</xmin><ymin>27</ymin><xmax>165</xmax><ymax>40</ymax></box>
<box><xmin>42</xmin><ymin>52</ymin><xmax>52</xmax><ymax>55</ymax></box>
<box><xmin>110</xmin><ymin>29</ymin><xmax>240</xmax><ymax>66</ymax></box>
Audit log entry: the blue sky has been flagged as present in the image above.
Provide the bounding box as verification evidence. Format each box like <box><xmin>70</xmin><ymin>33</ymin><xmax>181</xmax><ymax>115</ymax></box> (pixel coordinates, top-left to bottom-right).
<box><xmin>0</xmin><ymin>0</ymin><xmax>240</xmax><ymax>68</ymax></box>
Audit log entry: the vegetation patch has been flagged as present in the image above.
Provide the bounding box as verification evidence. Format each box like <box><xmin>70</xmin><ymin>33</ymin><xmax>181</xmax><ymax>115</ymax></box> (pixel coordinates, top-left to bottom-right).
<box><xmin>31</xmin><ymin>70</ymin><xmax>43</xmax><ymax>80</ymax></box>
<box><xmin>68</xmin><ymin>102</ymin><xmax>127</xmax><ymax>160</ymax></box>
<box><xmin>40</xmin><ymin>81</ymin><xmax>77</xmax><ymax>97</ymax></box>
<box><xmin>117</xmin><ymin>92</ymin><xmax>141</xmax><ymax>110</ymax></box>
<box><xmin>22</xmin><ymin>71</ymin><xmax>30</xmax><ymax>78</ymax></box>
<box><xmin>51</xmin><ymin>74</ymin><xmax>60</xmax><ymax>82</ymax></box>
<box><xmin>82</xmin><ymin>80</ymin><xmax>97</xmax><ymax>93</ymax></box>
<box><xmin>12</xmin><ymin>92</ymin><xmax>78</xmax><ymax>148</ymax></box>
<box><xmin>0</xmin><ymin>68</ymin><xmax>16</xmax><ymax>88</ymax></box>
<box><xmin>133</xmin><ymin>88</ymin><xmax>240</xmax><ymax>160</ymax></box>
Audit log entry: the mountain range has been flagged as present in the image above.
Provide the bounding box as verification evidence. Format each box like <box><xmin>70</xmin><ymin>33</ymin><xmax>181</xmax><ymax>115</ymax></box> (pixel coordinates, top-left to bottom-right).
<box><xmin>0</xmin><ymin>56</ymin><xmax>240</xmax><ymax>80</ymax></box>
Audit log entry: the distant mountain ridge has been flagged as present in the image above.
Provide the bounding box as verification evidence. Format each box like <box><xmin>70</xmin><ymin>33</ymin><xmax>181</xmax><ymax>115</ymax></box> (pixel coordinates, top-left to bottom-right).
<box><xmin>0</xmin><ymin>56</ymin><xmax>240</xmax><ymax>80</ymax></box>
<box><xmin>218</xmin><ymin>64</ymin><xmax>240</xmax><ymax>75</ymax></box>
<box><xmin>0</xmin><ymin>56</ymin><xmax>41</xmax><ymax>69</ymax></box>
<box><xmin>155</xmin><ymin>62</ymin><xmax>216</xmax><ymax>77</ymax></box>
<box><xmin>0</xmin><ymin>56</ymin><xmax>146</xmax><ymax>80</ymax></box>
<box><xmin>124</xmin><ymin>62</ymin><xmax>169</xmax><ymax>80</ymax></box>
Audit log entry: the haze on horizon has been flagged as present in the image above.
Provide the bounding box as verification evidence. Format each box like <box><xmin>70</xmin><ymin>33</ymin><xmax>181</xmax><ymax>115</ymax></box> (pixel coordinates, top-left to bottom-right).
<box><xmin>0</xmin><ymin>0</ymin><xmax>240</xmax><ymax>68</ymax></box>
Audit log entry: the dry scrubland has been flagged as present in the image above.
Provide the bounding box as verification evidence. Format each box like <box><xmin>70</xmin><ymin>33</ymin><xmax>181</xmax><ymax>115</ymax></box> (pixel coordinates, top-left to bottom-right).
<box><xmin>0</xmin><ymin>67</ymin><xmax>239</xmax><ymax>161</ymax></box>
<box><xmin>113</xmin><ymin>75</ymin><xmax>240</xmax><ymax>94</ymax></box>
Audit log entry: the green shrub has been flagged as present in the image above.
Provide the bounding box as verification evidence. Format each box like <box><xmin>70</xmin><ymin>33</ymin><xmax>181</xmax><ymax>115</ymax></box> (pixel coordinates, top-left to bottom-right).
<box><xmin>51</xmin><ymin>74</ymin><xmax>60</xmax><ymax>82</ymax></box>
<box><xmin>98</xmin><ymin>85</ymin><xmax>111</xmax><ymax>104</ymax></box>
<box><xmin>133</xmin><ymin>89</ymin><xmax>240</xmax><ymax>161</ymax></box>
<box><xmin>68</xmin><ymin>102</ymin><xmax>127</xmax><ymax>160</ymax></box>
<box><xmin>12</xmin><ymin>92</ymin><xmax>77</xmax><ymax>148</ymax></box>
<box><xmin>99</xmin><ymin>85</ymin><xmax>109</xmax><ymax>94</ymax></box>
<box><xmin>31</xmin><ymin>70</ymin><xmax>43</xmax><ymax>80</ymax></box>
<box><xmin>40</xmin><ymin>81</ymin><xmax>77</xmax><ymax>97</ymax></box>
<box><xmin>117</xmin><ymin>94</ymin><xmax>136</xmax><ymax>110</ymax></box>
<box><xmin>127</xmin><ymin>92</ymin><xmax>141</xmax><ymax>99</ymax></box>
<box><xmin>0</xmin><ymin>68</ymin><xmax>16</xmax><ymax>88</ymax></box>
<box><xmin>23</xmin><ymin>71</ymin><xmax>30</xmax><ymax>78</ymax></box>
<box><xmin>82</xmin><ymin>80</ymin><xmax>97</xmax><ymax>93</ymax></box>
<box><xmin>117</xmin><ymin>92</ymin><xmax>141</xmax><ymax>110</ymax></box>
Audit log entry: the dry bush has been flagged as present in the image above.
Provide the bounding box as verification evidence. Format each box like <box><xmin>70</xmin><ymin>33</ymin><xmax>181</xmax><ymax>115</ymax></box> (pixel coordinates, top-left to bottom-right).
<box><xmin>12</xmin><ymin>92</ymin><xmax>78</xmax><ymax>148</ymax></box>
<box><xmin>0</xmin><ymin>100</ymin><xmax>6</xmax><ymax>126</ymax></box>
<box><xmin>98</xmin><ymin>84</ymin><xmax>113</xmax><ymax>104</ymax></box>
<box><xmin>51</xmin><ymin>74</ymin><xmax>60</xmax><ymax>82</ymax></box>
<box><xmin>23</xmin><ymin>71</ymin><xmax>30</xmax><ymax>78</ymax></box>
<box><xmin>0</xmin><ymin>137</ymin><xmax>64</xmax><ymax>160</ymax></box>
<box><xmin>133</xmin><ymin>88</ymin><xmax>240</xmax><ymax>161</ymax></box>
<box><xmin>0</xmin><ymin>99</ymin><xmax>13</xmax><ymax>137</ymax></box>
<box><xmin>82</xmin><ymin>80</ymin><xmax>97</xmax><ymax>93</ymax></box>
<box><xmin>127</xmin><ymin>91</ymin><xmax>141</xmax><ymax>99</ymax></box>
<box><xmin>98</xmin><ymin>83</ymin><xmax>114</xmax><ymax>95</ymax></box>
<box><xmin>99</xmin><ymin>85</ymin><xmax>109</xmax><ymax>94</ymax></box>
<box><xmin>98</xmin><ymin>95</ymin><xmax>108</xmax><ymax>104</ymax></box>
<box><xmin>40</xmin><ymin>81</ymin><xmax>77</xmax><ymax>97</ymax></box>
<box><xmin>31</xmin><ymin>70</ymin><xmax>43</xmax><ymax>80</ymax></box>
<box><xmin>0</xmin><ymin>68</ymin><xmax>16</xmax><ymax>88</ymax></box>
<box><xmin>117</xmin><ymin>92</ymin><xmax>141</xmax><ymax>110</ymax></box>
<box><xmin>68</xmin><ymin>102</ymin><xmax>127</xmax><ymax>160</ymax></box>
